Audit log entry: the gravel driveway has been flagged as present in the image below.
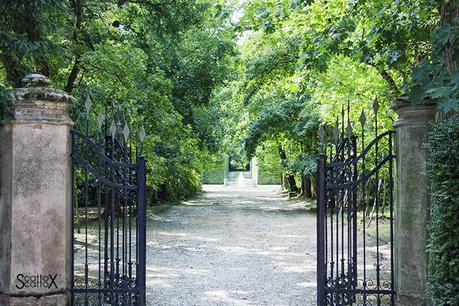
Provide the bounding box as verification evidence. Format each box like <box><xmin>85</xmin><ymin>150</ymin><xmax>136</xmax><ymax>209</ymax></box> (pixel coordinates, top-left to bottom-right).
<box><xmin>147</xmin><ymin>185</ymin><xmax>317</xmax><ymax>306</ymax></box>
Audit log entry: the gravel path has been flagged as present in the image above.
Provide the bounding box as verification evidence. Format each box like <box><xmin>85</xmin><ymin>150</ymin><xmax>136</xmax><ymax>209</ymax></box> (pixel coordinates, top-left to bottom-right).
<box><xmin>147</xmin><ymin>185</ymin><xmax>317</xmax><ymax>306</ymax></box>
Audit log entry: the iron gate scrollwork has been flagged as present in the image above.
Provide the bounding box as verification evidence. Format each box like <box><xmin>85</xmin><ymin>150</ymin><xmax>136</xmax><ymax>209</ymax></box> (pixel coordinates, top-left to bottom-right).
<box><xmin>70</xmin><ymin>97</ymin><xmax>147</xmax><ymax>306</ymax></box>
<box><xmin>316</xmin><ymin>99</ymin><xmax>395</xmax><ymax>305</ymax></box>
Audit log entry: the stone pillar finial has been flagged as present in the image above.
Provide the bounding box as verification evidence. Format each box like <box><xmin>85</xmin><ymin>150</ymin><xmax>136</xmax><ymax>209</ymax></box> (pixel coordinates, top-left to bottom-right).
<box><xmin>391</xmin><ymin>96</ymin><xmax>436</xmax><ymax>306</ymax></box>
<box><xmin>11</xmin><ymin>73</ymin><xmax>75</xmax><ymax>124</ymax></box>
<box><xmin>21</xmin><ymin>73</ymin><xmax>52</xmax><ymax>87</ymax></box>
<box><xmin>0</xmin><ymin>74</ymin><xmax>74</xmax><ymax>305</ymax></box>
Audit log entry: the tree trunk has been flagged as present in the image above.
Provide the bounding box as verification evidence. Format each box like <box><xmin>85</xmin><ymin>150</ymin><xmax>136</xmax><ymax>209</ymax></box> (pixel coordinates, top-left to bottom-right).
<box><xmin>151</xmin><ymin>188</ymin><xmax>158</xmax><ymax>205</ymax></box>
<box><xmin>158</xmin><ymin>184</ymin><xmax>168</xmax><ymax>201</ymax></box>
<box><xmin>65</xmin><ymin>0</ymin><xmax>84</xmax><ymax>94</ymax></box>
<box><xmin>311</xmin><ymin>175</ymin><xmax>317</xmax><ymax>198</ymax></box>
<box><xmin>65</xmin><ymin>56</ymin><xmax>81</xmax><ymax>93</ymax></box>
<box><xmin>278</xmin><ymin>144</ymin><xmax>298</xmax><ymax>192</ymax></box>
<box><xmin>440</xmin><ymin>1</ymin><xmax>459</xmax><ymax>73</ymax></box>
<box><xmin>303</xmin><ymin>175</ymin><xmax>313</xmax><ymax>198</ymax></box>
<box><xmin>437</xmin><ymin>1</ymin><xmax>459</xmax><ymax>120</ymax></box>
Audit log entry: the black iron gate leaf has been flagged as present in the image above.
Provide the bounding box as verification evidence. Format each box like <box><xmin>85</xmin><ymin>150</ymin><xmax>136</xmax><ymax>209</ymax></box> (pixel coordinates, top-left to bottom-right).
<box><xmin>317</xmin><ymin>101</ymin><xmax>395</xmax><ymax>306</ymax></box>
<box><xmin>70</xmin><ymin>103</ymin><xmax>147</xmax><ymax>306</ymax></box>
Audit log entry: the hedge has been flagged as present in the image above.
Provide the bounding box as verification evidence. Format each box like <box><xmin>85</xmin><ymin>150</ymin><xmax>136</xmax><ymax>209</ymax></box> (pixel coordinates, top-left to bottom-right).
<box><xmin>201</xmin><ymin>167</ymin><xmax>225</xmax><ymax>184</ymax></box>
<box><xmin>425</xmin><ymin>116</ymin><xmax>459</xmax><ymax>306</ymax></box>
<box><xmin>258</xmin><ymin>169</ymin><xmax>281</xmax><ymax>185</ymax></box>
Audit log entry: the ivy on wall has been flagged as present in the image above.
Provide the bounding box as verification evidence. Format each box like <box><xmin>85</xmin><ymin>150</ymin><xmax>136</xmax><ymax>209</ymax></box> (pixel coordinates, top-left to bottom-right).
<box><xmin>425</xmin><ymin>116</ymin><xmax>459</xmax><ymax>306</ymax></box>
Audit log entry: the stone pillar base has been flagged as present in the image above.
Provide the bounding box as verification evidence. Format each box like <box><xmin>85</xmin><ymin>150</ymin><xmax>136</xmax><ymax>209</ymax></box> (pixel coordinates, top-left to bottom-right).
<box><xmin>0</xmin><ymin>293</ymin><xmax>68</xmax><ymax>306</ymax></box>
<box><xmin>397</xmin><ymin>294</ymin><xmax>426</xmax><ymax>306</ymax></box>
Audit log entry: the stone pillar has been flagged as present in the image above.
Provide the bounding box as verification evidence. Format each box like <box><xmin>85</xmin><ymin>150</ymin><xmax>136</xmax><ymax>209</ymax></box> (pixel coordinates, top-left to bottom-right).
<box><xmin>391</xmin><ymin>97</ymin><xmax>436</xmax><ymax>306</ymax></box>
<box><xmin>0</xmin><ymin>73</ymin><xmax>75</xmax><ymax>305</ymax></box>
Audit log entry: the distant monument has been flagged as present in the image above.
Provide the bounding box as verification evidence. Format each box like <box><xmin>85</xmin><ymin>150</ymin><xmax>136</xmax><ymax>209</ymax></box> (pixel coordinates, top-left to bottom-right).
<box><xmin>223</xmin><ymin>155</ymin><xmax>258</xmax><ymax>187</ymax></box>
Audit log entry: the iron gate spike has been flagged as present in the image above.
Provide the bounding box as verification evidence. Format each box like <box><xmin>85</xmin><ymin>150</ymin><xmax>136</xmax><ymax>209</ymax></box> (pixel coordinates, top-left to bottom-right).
<box><xmin>84</xmin><ymin>95</ymin><xmax>92</xmax><ymax>113</ymax></box>
<box><xmin>110</xmin><ymin>119</ymin><xmax>116</xmax><ymax>140</ymax></box>
<box><xmin>139</xmin><ymin>124</ymin><xmax>146</xmax><ymax>143</ymax></box>
<box><xmin>346</xmin><ymin>122</ymin><xmax>353</xmax><ymax>139</ymax></box>
<box><xmin>373</xmin><ymin>96</ymin><xmax>380</xmax><ymax>114</ymax></box>
<box><xmin>359</xmin><ymin>109</ymin><xmax>367</xmax><ymax>127</ymax></box>
<box><xmin>97</xmin><ymin>113</ymin><xmax>105</xmax><ymax>131</ymax></box>
<box><xmin>333</xmin><ymin>122</ymin><xmax>339</xmax><ymax>144</ymax></box>
<box><xmin>123</xmin><ymin>123</ymin><xmax>130</xmax><ymax>143</ymax></box>
<box><xmin>319</xmin><ymin>124</ymin><xmax>325</xmax><ymax>142</ymax></box>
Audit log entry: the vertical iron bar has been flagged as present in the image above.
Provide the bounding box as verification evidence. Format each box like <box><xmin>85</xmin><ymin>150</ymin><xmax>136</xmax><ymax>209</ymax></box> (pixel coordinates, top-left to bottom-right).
<box><xmin>324</xmin><ymin>148</ymin><xmax>329</xmax><ymax>303</ymax></box>
<box><xmin>109</xmin><ymin>136</ymin><xmax>116</xmax><ymax>303</ymax></box>
<box><xmin>341</xmin><ymin>185</ymin><xmax>345</xmax><ymax>304</ymax></box>
<box><xmin>328</xmin><ymin>144</ymin><xmax>334</xmax><ymax>293</ymax></box>
<box><xmin>104</xmin><ymin>188</ymin><xmax>109</xmax><ymax>302</ymax></box>
<box><xmin>122</xmin><ymin>191</ymin><xmax>126</xmax><ymax>280</ymax></box>
<box><xmin>335</xmin><ymin>182</ymin><xmax>339</xmax><ymax>304</ymax></box>
<box><xmin>116</xmin><ymin>192</ymin><xmax>120</xmax><ymax>304</ymax></box>
<box><xmin>110</xmin><ymin>187</ymin><xmax>115</xmax><ymax>303</ymax></box>
<box><xmin>345</xmin><ymin>101</ymin><xmax>351</xmax><ymax>304</ymax></box>
<box><xmin>317</xmin><ymin>155</ymin><xmax>326</xmax><ymax>306</ymax></box>
<box><xmin>137</xmin><ymin>156</ymin><xmax>147</xmax><ymax>306</ymax></box>
<box><xmin>98</xmin><ymin>184</ymin><xmax>102</xmax><ymax>305</ymax></box>
<box><xmin>70</xmin><ymin>131</ymin><xmax>75</xmax><ymax>305</ymax></box>
<box><xmin>362</xmin><ymin>129</ymin><xmax>367</xmax><ymax>304</ymax></box>
<box><xmin>84</xmin><ymin>164</ymin><xmax>89</xmax><ymax>306</ymax></box>
<box><xmin>375</xmin><ymin>105</ymin><xmax>381</xmax><ymax>306</ymax></box>
<box><xmin>351</xmin><ymin>136</ymin><xmax>358</xmax><ymax>299</ymax></box>
<box><xmin>84</xmin><ymin>103</ymin><xmax>90</xmax><ymax>306</ymax></box>
<box><xmin>389</xmin><ymin>132</ymin><xmax>395</xmax><ymax>305</ymax></box>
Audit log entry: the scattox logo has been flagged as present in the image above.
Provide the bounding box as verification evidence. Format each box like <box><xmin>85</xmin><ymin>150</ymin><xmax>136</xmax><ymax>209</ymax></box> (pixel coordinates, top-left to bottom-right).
<box><xmin>15</xmin><ymin>273</ymin><xmax>58</xmax><ymax>290</ymax></box>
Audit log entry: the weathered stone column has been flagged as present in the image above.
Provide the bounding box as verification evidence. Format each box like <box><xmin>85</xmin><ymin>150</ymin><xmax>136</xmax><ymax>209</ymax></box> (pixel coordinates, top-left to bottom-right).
<box><xmin>0</xmin><ymin>73</ymin><xmax>74</xmax><ymax>305</ymax></box>
<box><xmin>391</xmin><ymin>97</ymin><xmax>436</xmax><ymax>306</ymax></box>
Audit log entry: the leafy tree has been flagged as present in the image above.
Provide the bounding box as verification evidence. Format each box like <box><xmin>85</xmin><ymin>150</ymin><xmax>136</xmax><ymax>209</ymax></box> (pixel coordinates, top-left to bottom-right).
<box><xmin>0</xmin><ymin>0</ymin><xmax>237</xmax><ymax>202</ymax></box>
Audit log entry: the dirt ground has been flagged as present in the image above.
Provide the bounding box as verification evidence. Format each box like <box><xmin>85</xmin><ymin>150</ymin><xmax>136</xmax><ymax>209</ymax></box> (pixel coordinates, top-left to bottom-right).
<box><xmin>146</xmin><ymin>185</ymin><xmax>317</xmax><ymax>306</ymax></box>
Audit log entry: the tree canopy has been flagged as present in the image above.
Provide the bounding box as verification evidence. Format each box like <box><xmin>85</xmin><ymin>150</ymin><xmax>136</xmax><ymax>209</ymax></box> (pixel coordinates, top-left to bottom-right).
<box><xmin>0</xmin><ymin>0</ymin><xmax>457</xmax><ymax>200</ymax></box>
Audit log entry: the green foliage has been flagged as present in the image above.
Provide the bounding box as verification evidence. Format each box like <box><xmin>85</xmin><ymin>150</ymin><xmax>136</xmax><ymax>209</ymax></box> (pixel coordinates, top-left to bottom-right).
<box><xmin>0</xmin><ymin>0</ymin><xmax>237</xmax><ymax>202</ymax></box>
<box><xmin>244</xmin><ymin>97</ymin><xmax>312</xmax><ymax>156</ymax></box>
<box><xmin>258</xmin><ymin>170</ymin><xmax>281</xmax><ymax>185</ymax></box>
<box><xmin>256</xmin><ymin>143</ymin><xmax>282</xmax><ymax>185</ymax></box>
<box><xmin>201</xmin><ymin>154</ymin><xmax>225</xmax><ymax>184</ymax></box>
<box><xmin>0</xmin><ymin>85</ymin><xmax>12</xmax><ymax>119</ymax></box>
<box><xmin>1</xmin><ymin>0</ymin><xmax>455</xmax><ymax>204</ymax></box>
<box><xmin>425</xmin><ymin>117</ymin><xmax>459</xmax><ymax>305</ymax></box>
<box><xmin>237</xmin><ymin>0</ymin><xmax>407</xmax><ymax>190</ymax></box>
<box><xmin>201</xmin><ymin>168</ymin><xmax>225</xmax><ymax>184</ymax></box>
<box><xmin>408</xmin><ymin>1</ymin><xmax>459</xmax><ymax>111</ymax></box>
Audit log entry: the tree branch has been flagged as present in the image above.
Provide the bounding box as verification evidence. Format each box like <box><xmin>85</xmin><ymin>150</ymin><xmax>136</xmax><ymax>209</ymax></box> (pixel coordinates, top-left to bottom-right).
<box><xmin>367</xmin><ymin>61</ymin><xmax>400</xmax><ymax>95</ymax></box>
<box><xmin>65</xmin><ymin>56</ymin><xmax>81</xmax><ymax>93</ymax></box>
<box><xmin>379</xmin><ymin>69</ymin><xmax>401</xmax><ymax>95</ymax></box>
<box><xmin>65</xmin><ymin>0</ymin><xmax>84</xmax><ymax>93</ymax></box>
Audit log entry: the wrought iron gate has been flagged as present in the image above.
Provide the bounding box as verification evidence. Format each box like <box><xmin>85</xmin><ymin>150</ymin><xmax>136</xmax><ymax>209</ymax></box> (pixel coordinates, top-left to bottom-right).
<box><xmin>70</xmin><ymin>99</ymin><xmax>147</xmax><ymax>305</ymax></box>
<box><xmin>316</xmin><ymin>99</ymin><xmax>395</xmax><ymax>305</ymax></box>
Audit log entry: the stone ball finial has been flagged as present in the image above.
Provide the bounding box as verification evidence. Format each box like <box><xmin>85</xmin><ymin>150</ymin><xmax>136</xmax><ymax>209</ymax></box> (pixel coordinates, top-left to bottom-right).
<box><xmin>11</xmin><ymin>73</ymin><xmax>76</xmax><ymax>124</ymax></box>
<box><xmin>21</xmin><ymin>73</ymin><xmax>51</xmax><ymax>88</ymax></box>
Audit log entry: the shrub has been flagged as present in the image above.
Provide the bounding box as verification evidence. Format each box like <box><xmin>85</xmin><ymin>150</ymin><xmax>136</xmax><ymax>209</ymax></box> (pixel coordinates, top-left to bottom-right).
<box><xmin>201</xmin><ymin>167</ymin><xmax>224</xmax><ymax>184</ymax></box>
<box><xmin>425</xmin><ymin>116</ymin><xmax>459</xmax><ymax>306</ymax></box>
<box><xmin>258</xmin><ymin>169</ymin><xmax>281</xmax><ymax>185</ymax></box>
